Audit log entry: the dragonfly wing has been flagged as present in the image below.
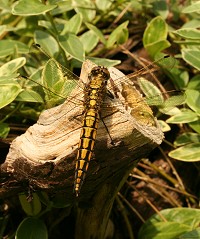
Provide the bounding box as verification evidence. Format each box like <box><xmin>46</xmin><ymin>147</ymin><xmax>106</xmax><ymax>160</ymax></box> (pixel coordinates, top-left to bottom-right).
<box><xmin>107</xmin><ymin>59</ymin><xmax>185</xmax><ymax>116</ymax></box>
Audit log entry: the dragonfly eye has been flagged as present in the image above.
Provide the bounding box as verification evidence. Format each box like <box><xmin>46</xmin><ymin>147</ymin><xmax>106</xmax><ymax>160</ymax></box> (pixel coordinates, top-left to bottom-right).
<box><xmin>90</xmin><ymin>66</ymin><xmax>110</xmax><ymax>80</ymax></box>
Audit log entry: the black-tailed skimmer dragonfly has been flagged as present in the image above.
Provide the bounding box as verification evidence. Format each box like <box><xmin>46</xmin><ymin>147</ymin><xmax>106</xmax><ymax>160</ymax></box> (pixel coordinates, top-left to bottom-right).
<box><xmin>19</xmin><ymin>47</ymin><xmax>185</xmax><ymax>197</ymax></box>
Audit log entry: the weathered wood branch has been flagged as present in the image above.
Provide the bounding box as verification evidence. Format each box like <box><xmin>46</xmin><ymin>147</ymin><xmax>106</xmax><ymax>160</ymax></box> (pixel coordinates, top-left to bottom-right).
<box><xmin>0</xmin><ymin>61</ymin><xmax>164</xmax><ymax>239</ymax></box>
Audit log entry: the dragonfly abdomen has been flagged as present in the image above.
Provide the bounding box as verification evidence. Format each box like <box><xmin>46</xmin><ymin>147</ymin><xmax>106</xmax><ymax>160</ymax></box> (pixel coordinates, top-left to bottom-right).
<box><xmin>74</xmin><ymin>66</ymin><xmax>110</xmax><ymax>197</ymax></box>
<box><xmin>74</xmin><ymin>109</ymin><xmax>100</xmax><ymax>197</ymax></box>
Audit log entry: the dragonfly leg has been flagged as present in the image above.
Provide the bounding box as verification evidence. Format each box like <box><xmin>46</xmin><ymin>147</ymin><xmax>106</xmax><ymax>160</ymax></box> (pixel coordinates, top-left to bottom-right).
<box><xmin>100</xmin><ymin>114</ymin><xmax>115</xmax><ymax>145</ymax></box>
<box><xmin>69</xmin><ymin>111</ymin><xmax>85</xmax><ymax>123</ymax></box>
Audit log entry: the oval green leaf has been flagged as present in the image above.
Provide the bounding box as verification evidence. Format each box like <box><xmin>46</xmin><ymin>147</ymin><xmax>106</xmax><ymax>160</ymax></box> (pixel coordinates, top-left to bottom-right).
<box><xmin>158</xmin><ymin>120</ymin><xmax>171</xmax><ymax>132</ymax></box>
<box><xmin>85</xmin><ymin>22</ymin><xmax>106</xmax><ymax>44</ymax></box>
<box><xmin>0</xmin><ymin>82</ymin><xmax>22</xmax><ymax>109</ymax></box>
<box><xmin>188</xmin><ymin>119</ymin><xmax>200</xmax><ymax>134</ymax></box>
<box><xmin>106</xmin><ymin>21</ymin><xmax>129</xmax><ymax>48</ymax></box>
<box><xmin>61</xmin><ymin>13</ymin><xmax>82</xmax><ymax>35</ymax></box>
<box><xmin>169</xmin><ymin>143</ymin><xmax>200</xmax><ymax>162</ymax></box>
<box><xmin>182</xmin><ymin>49</ymin><xmax>200</xmax><ymax>71</ymax></box>
<box><xmin>138</xmin><ymin>78</ymin><xmax>164</xmax><ymax>105</ymax></box>
<box><xmin>58</xmin><ymin>33</ymin><xmax>85</xmax><ymax>62</ymax></box>
<box><xmin>19</xmin><ymin>193</ymin><xmax>41</xmax><ymax>216</ymax></box>
<box><xmin>166</xmin><ymin>109</ymin><xmax>198</xmax><ymax>124</ymax></box>
<box><xmin>174</xmin><ymin>132</ymin><xmax>200</xmax><ymax>147</ymax></box>
<box><xmin>187</xmin><ymin>75</ymin><xmax>200</xmax><ymax>90</ymax></box>
<box><xmin>174</xmin><ymin>28</ymin><xmax>200</xmax><ymax>39</ymax></box>
<box><xmin>34</xmin><ymin>30</ymin><xmax>59</xmax><ymax>58</ymax></box>
<box><xmin>73</xmin><ymin>0</ymin><xmax>96</xmax><ymax>21</ymax></box>
<box><xmin>12</xmin><ymin>0</ymin><xmax>57</xmax><ymax>16</ymax></box>
<box><xmin>143</xmin><ymin>16</ymin><xmax>168</xmax><ymax>45</ymax></box>
<box><xmin>182</xmin><ymin>1</ymin><xmax>200</xmax><ymax>13</ymax></box>
<box><xmin>96</xmin><ymin>0</ymin><xmax>112</xmax><ymax>11</ymax></box>
<box><xmin>0</xmin><ymin>57</ymin><xmax>26</xmax><ymax>77</ymax></box>
<box><xmin>152</xmin><ymin>0</ymin><xmax>169</xmax><ymax>19</ymax></box>
<box><xmin>80</xmin><ymin>30</ymin><xmax>99</xmax><ymax>53</ymax></box>
<box><xmin>0</xmin><ymin>40</ymin><xmax>29</xmax><ymax>58</ymax></box>
<box><xmin>87</xmin><ymin>57</ymin><xmax>121</xmax><ymax>67</ymax></box>
<box><xmin>185</xmin><ymin>89</ymin><xmax>200</xmax><ymax>114</ymax></box>
<box><xmin>17</xmin><ymin>89</ymin><xmax>44</xmax><ymax>103</ymax></box>
<box><xmin>42</xmin><ymin>59</ymin><xmax>76</xmax><ymax>107</ymax></box>
<box><xmin>16</xmin><ymin>217</ymin><xmax>48</xmax><ymax>239</ymax></box>
<box><xmin>139</xmin><ymin>208</ymin><xmax>200</xmax><ymax>239</ymax></box>
<box><xmin>143</xmin><ymin>16</ymin><xmax>170</xmax><ymax>57</ymax></box>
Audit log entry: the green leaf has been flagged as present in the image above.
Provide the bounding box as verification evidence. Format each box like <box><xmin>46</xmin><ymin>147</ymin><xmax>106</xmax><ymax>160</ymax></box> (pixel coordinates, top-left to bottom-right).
<box><xmin>138</xmin><ymin>78</ymin><xmax>184</xmax><ymax>116</ymax></box>
<box><xmin>58</xmin><ymin>33</ymin><xmax>85</xmax><ymax>62</ymax></box>
<box><xmin>0</xmin><ymin>57</ymin><xmax>26</xmax><ymax>77</ymax></box>
<box><xmin>106</xmin><ymin>21</ymin><xmax>129</xmax><ymax>48</ymax></box>
<box><xmin>174</xmin><ymin>28</ymin><xmax>200</xmax><ymax>39</ymax></box>
<box><xmin>96</xmin><ymin>0</ymin><xmax>112</xmax><ymax>11</ymax></box>
<box><xmin>158</xmin><ymin>120</ymin><xmax>171</xmax><ymax>132</ymax></box>
<box><xmin>166</xmin><ymin>109</ymin><xmax>198</xmax><ymax>124</ymax></box>
<box><xmin>139</xmin><ymin>208</ymin><xmax>200</xmax><ymax>239</ymax></box>
<box><xmin>174</xmin><ymin>132</ymin><xmax>200</xmax><ymax>147</ymax></box>
<box><xmin>42</xmin><ymin>59</ymin><xmax>76</xmax><ymax>107</ymax></box>
<box><xmin>166</xmin><ymin>59</ymin><xmax>189</xmax><ymax>89</ymax></box>
<box><xmin>182</xmin><ymin>1</ymin><xmax>200</xmax><ymax>13</ymax></box>
<box><xmin>52</xmin><ymin>0</ymin><xmax>74</xmax><ymax>15</ymax></box>
<box><xmin>0</xmin><ymin>123</ymin><xmax>10</xmax><ymax>138</ymax></box>
<box><xmin>0</xmin><ymin>40</ymin><xmax>29</xmax><ymax>58</ymax></box>
<box><xmin>160</xmin><ymin>94</ymin><xmax>186</xmax><ymax>114</ymax></box>
<box><xmin>138</xmin><ymin>78</ymin><xmax>164</xmax><ymax>105</ymax></box>
<box><xmin>187</xmin><ymin>75</ymin><xmax>200</xmax><ymax>90</ymax></box>
<box><xmin>19</xmin><ymin>193</ymin><xmax>41</xmax><ymax>216</ymax></box>
<box><xmin>16</xmin><ymin>69</ymin><xmax>45</xmax><ymax>103</ymax></box>
<box><xmin>0</xmin><ymin>79</ymin><xmax>22</xmax><ymax>109</ymax></box>
<box><xmin>17</xmin><ymin>89</ymin><xmax>44</xmax><ymax>103</ymax></box>
<box><xmin>34</xmin><ymin>30</ymin><xmax>59</xmax><ymax>58</ymax></box>
<box><xmin>179</xmin><ymin>228</ymin><xmax>200</xmax><ymax>238</ymax></box>
<box><xmin>85</xmin><ymin>22</ymin><xmax>106</xmax><ymax>44</ymax></box>
<box><xmin>182</xmin><ymin>49</ymin><xmax>200</xmax><ymax>71</ymax></box>
<box><xmin>73</xmin><ymin>0</ymin><xmax>96</xmax><ymax>21</ymax></box>
<box><xmin>143</xmin><ymin>16</ymin><xmax>168</xmax><ymax>45</ymax></box>
<box><xmin>188</xmin><ymin>119</ymin><xmax>200</xmax><ymax>134</ymax></box>
<box><xmin>61</xmin><ymin>13</ymin><xmax>82</xmax><ymax>35</ymax></box>
<box><xmin>169</xmin><ymin>143</ymin><xmax>200</xmax><ymax>162</ymax></box>
<box><xmin>87</xmin><ymin>57</ymin><xmax>121</xmax><ymax>67</ymax></box>
<box><xmin>146</xmin><ymin>40</ymin><xmax>171</xmax><ymax>59</ymax></box>
<box><xmin>182</xmin><ymin>19</ymin><xmax>200</xmax><ymax>28</ymax></box>
<box><xmin>143</xmin><ymin>16</ymin><xmax>170</xmax><ymax>58</ymax></box>
<box><xmin>80</xmin><ymin>30</ymin><xmax>99</xmax><ymax>53</ymax></box>
<box><xmin>12</xmin><ymin>0</ymin><xmax>57</xmax><ymax>16</ymax></box>
<box><xmin>16</xmin><ymin>217</ymin><xmax>48</xmax><ymax>239</ymax></box>
<box><xmin>38</xmin><ymin>20</ymin><xmax>52</xmax><ymax>31</ymax></box>
<box><xmin>185</xmin><ymin>89</ymin><xmax>200</xmax><ymax>114</ymax></box>
<box><xmin>152</xmin><ymin>0</ymin><xmax>169</xmax><ymax>19</ymax></box>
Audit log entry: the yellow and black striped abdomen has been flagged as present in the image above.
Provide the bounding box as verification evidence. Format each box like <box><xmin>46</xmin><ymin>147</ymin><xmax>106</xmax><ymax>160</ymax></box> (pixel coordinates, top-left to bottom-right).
<box><xmin>74</xmin><ymin>66</ymin><xmax>110</xmax><ymax>197</ymax></box>
<box><xmin>74</xmin><ymin>109</ymin><xmax>100</xmax><ymax>197</ymax></box>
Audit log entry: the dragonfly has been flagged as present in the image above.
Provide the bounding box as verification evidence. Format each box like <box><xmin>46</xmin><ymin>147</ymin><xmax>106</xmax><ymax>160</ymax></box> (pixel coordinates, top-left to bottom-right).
<box><xmin>19</xmin><ymin>45</ymin><xmax>185</xmax><ymax>197</ymax></box>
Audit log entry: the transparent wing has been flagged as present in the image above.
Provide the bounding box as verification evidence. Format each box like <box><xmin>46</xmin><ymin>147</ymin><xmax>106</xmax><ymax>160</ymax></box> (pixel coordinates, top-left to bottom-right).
<box><xmin>106</xmin><ymin>56</ymin><xmax>185</xmax><ymax>118</ymax></box>
<box><xmin>18</xmin><ymin>47</ymin><xmax>185</xmax><ymax>133</ymax></box>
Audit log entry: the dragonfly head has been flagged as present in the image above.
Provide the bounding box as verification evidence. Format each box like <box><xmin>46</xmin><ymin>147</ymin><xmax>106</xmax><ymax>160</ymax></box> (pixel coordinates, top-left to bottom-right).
<box><xmin>89</xmin><ymin>66</ymin><xmax>110</xmax><ymax>83</ymax></box>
